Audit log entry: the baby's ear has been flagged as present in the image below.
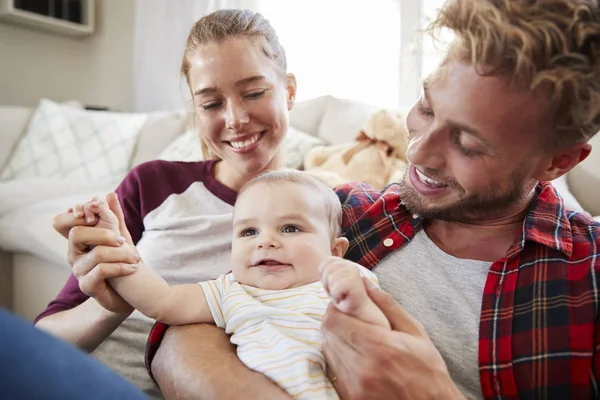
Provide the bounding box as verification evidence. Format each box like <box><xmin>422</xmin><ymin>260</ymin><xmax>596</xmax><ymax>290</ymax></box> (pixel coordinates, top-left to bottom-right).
<box><xmin>331</xmin><ymin>237</ymin><xmax>349</xmax><ymax>257</ymax></box>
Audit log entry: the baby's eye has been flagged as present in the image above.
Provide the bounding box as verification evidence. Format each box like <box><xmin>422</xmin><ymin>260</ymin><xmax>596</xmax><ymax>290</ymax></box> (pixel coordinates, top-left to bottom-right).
<box><xmin>241</xmin><ymin>228</ymin><xmax>258</xmax><ymax>237</ymax></box>
<box><xmin>282</xmin><ymin>225</ymin><xmax>300</xmax><ymax>233</ymax></box>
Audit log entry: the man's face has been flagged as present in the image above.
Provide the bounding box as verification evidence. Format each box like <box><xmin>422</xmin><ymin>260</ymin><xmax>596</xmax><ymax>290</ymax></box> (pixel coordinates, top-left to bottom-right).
<box><xmin>399</xmin><ymin>59</ymin><xmax>550</xmax><ymax>222</ymax></box>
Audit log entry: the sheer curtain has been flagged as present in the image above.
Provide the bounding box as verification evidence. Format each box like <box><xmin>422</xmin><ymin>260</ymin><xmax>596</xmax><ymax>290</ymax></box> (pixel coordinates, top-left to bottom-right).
<box><xmin>258</xmin><ymin>0</ymin><xmax>402</xmax><ymax>109</ymax></box>
<box><xmin>132</xmin><ymin>0</ymin><xmax>257</xmax><ymax>112</ymax></box>
<box><xmin>132</xmin><ymin>0</ymin><xmax>453</xmax><ymax>112</ymax></box>
<box><xmin>420</xmin><ymin>0</ymin><xmax>455</xmax><ymax>80</ymax></box>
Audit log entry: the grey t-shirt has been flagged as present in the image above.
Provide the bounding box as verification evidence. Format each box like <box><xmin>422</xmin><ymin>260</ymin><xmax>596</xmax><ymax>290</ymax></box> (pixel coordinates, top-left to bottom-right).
<box><xmin>374</xmin><ymin>229</ymin><xmax>491</xmax><ymax>400</ymax></box>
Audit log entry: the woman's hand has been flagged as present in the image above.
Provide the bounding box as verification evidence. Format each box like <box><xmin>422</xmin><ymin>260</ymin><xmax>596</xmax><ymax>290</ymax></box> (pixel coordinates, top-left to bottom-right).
<box><xmin>53</xmin><ymin>193</ymin><xmax>140</xmax><ymax>314</ymax></box>
<box><xmin>322</xmin><ymin>264</ymin><xmax>465</xmax><ymax>400</ymax></box>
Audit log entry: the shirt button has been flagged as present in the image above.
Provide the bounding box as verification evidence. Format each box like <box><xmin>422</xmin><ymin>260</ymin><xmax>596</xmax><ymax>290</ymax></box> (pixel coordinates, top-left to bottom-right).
<box><xmin>383</xmin><ymin>238</ymin><xmax>394</xmax><ymax>247</ymax></box>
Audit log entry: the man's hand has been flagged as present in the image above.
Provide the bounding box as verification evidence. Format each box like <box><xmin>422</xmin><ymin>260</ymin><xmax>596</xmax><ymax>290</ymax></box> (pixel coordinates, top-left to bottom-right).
<box><xmin>322</xmin><ymin>276</ymin><xmax>465</xmax><ymax>400</ymax></box>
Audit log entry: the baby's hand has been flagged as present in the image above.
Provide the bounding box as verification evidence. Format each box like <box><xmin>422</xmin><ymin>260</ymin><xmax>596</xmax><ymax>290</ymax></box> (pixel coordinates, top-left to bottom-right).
<box><xmin>320</xmin><ymin>257</ymin><xmax>391</xmax><ymax>329</ymax></box>
<box><xmin>71</xmin><ymin>196</ymin><xmax>120</xmax><ymax>234</ymax></box>
<box><xmin>320</xmin><ymin>257</ymin><xmax>367</xmax><ymax>315</ymax></box>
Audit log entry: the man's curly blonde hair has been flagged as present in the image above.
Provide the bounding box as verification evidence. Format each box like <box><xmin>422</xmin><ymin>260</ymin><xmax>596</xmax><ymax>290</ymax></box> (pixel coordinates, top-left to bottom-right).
<box><xmin>428</xmin><ymin>0</ymin><xmax>600</xmax><ymax>148</ymax></box>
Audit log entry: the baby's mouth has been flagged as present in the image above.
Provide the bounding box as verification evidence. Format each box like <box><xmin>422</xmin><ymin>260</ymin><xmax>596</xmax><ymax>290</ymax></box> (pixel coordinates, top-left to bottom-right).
<box><xmin>253</xmin><ymin>259</ymin><xmax>292</xmax><ymax>269</ymax></box>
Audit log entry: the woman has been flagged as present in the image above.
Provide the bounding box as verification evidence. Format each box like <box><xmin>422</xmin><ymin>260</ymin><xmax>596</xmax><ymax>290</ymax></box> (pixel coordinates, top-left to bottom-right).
<box><xmin>36</xmin><ymin>9</ymin><xmax>297</xmax><ymax>399</ymax></box>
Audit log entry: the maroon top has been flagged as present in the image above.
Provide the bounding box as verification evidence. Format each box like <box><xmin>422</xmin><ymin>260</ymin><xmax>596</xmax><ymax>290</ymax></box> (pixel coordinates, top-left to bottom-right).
<box><xmin>34</xmin><ymin>159</ymin><xmax>236</xmax><ymax>323</ymax></box>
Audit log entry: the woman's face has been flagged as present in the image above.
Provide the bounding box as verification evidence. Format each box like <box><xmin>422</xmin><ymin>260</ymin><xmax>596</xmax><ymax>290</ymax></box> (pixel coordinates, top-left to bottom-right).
<box><xmin>187</xmin><ymin>37</ymin><xmax>296</xmax><ymax>177</ymax></box>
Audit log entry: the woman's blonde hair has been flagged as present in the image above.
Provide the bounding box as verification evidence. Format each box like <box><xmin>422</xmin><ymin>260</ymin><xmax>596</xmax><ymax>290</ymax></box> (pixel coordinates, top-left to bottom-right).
<box><xmin>181</xmin><ymin>9</ymin><xmax>287</xmax><ymax>160</ymax></box>
<box><xmin>429</xmin><ymin>0</ymin><xmax>600</xmax><ymax>148</ymax></box>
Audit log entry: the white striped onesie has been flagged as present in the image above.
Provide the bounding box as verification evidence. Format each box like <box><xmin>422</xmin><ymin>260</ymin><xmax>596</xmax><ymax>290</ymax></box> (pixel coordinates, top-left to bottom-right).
<box><xmin>199</xmin><ymin>269</ymin><xmax>379</xmax><ymax>400</ymax></box>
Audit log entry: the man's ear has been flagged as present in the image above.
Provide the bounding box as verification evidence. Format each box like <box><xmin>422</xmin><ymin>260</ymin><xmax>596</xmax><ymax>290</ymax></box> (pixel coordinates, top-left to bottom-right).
<box><xmin>285</xmin><ymin>73</ymin><xmax>297</xmax><ymax>110</ymax></box>
<box><xmin>533</xmin><ymin>142</ymin><xmax>592</xmax><ymax>181</ymax></box>
<box><xmin>331</xmin><ymin>237</ymin><xmax>349</xmax><ymax>257</ymax></box>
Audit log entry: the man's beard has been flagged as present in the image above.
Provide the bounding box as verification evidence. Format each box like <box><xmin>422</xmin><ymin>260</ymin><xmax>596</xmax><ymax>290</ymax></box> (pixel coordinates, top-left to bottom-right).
<box><xmin>396</xmin><ymin>166</ymin><xmax>532</xmax><ymax>223</ymax></box>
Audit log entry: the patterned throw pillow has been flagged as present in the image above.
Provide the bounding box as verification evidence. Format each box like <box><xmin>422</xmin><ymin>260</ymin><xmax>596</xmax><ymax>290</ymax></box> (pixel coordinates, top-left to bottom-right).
<box><xmin>157</xmin><ymin>129</ymin><xmax>204</xmax><ymax>162</ymax></box>
<box><xmin>0</xmin><ymin>99</ymin><xmax>147</xmax><ymax>183</ymax></box>
<box><xmin>283</xmin><ymin>127</ymin><xmax>324</xmax><ymax>169</ymax></box>
<box><xmin>157</xmin><ymin>126</ymin><xmax>324</xmax><ymax>170</ymax></box>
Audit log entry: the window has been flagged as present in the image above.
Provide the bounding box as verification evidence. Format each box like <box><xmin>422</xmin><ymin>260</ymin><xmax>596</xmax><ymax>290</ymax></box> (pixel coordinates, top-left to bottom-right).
<box><xmin>258</xmin><ymin>0</ymin><xmax>402</xmax><ymax>109</ymax></box>
<box><xmin>420</xmin><ymin>0</ymin><xmax>455</xmax><ymax>79</ymax></box>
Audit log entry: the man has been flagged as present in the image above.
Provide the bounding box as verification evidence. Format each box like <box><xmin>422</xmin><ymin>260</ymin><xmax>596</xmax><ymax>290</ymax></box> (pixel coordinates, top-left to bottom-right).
<box><xmin>147</xmin><ymin>0</ymin><xmax>600</xmax><ymax>398</ymax></box>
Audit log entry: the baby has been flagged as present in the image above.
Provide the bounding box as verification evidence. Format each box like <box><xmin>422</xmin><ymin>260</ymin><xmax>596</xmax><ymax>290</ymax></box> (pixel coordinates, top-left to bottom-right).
<box><xmin>73</xmin><ymin>170</ymin><xmax>390</xmax><ymax>400</ymax></box>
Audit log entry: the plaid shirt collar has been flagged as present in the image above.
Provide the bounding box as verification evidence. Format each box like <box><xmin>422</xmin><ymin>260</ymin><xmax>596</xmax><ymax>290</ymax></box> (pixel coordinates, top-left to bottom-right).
<box><xmin>514</xmin><ymin>182</ymin><xmax>574</xmax><ymax>257</ymax></box>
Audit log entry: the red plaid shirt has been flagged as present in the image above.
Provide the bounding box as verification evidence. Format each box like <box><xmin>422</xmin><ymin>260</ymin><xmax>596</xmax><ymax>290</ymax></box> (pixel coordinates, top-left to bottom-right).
<box><xmin>146</xmin><ymin>181</ymin><xmax>600</xmax><ymax>399</ymax></box>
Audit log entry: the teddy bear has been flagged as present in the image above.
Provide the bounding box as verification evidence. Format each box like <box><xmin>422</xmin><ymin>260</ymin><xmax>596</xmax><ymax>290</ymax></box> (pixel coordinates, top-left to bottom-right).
<box><xmin>303</xmin><ymin>108</ymin><xmax>409</xmax><ymax>189</ymax></box>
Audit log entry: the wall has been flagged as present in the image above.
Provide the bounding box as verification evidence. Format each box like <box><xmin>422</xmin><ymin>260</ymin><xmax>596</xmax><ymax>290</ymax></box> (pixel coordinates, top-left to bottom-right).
<box><xmin>0</xmin><ymin>0</ymin><xmax>135</xmax><ymax>111</ymax></box>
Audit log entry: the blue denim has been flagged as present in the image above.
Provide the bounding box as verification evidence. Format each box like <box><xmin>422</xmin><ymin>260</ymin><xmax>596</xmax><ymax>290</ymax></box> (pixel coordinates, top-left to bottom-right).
<box><xmin>0</xmin><ymin>308</ymin><xmax>148</xmax><ymax>399</ymax></box>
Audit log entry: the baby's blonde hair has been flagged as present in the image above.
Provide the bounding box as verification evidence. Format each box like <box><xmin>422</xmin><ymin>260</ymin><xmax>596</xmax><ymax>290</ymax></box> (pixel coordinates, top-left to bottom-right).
<box><xmin>429</xmin><ymin>0</ymin><xmax>600</xmax><ymax>148</ymax></box>
<box><xmin>237</xmin><ymin>170</ymin><xmax>343</xmax><ymax>239</ymax></box>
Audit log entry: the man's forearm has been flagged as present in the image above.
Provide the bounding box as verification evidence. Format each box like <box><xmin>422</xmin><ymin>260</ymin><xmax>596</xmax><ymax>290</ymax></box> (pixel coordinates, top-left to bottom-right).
<box><xmin>152</xmin><ymin>323</ymin><xmax>292</xmax><ymax>400</ymax></box>
<box><xmin>35</xmin><ymin>298</ymin><xmax>129</xmax><ymax>352</ymax></box>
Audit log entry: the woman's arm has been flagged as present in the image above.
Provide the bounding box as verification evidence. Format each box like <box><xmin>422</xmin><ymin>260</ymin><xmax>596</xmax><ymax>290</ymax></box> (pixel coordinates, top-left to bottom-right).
<box><xmin>152</xmin><ymin>324</ymin><xmax>293</xmax><ymax>400</ymax></box>
<box><xmin>35</xmin><ymin>298</ymin><xmax>130</xmax><ymax>353</ymax></box>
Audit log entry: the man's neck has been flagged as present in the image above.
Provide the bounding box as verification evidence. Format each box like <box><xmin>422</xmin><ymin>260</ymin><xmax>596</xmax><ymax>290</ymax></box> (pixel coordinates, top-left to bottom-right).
<box><xmin>422</xmin><ymin>195</ymin><xmax>535</xmax><ymax>262</ymax></box>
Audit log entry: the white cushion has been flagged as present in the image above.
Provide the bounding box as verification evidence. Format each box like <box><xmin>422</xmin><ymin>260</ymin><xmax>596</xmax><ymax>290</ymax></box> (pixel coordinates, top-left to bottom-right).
<box><xmin>0</xmin><ymin>107</ymin><xmax>34</xmax><ymax>173</ymax></box>
<box><xmin>283</xmin><ymin>127</ymin><xmax>325</xmax><ymax>169</ymax></box>
<box><xmin>567</xmin><ymin>134</ymin><xmax>600</xmax><ymax>217</ymax></box>
<box><xmin>0</xmin><ymin>99</ymin><xmax>147</xmax><ymax>184</ymax></box>
<box><xmin>0</xmin><ymin>178</ymin><xmax>115</xmax><ymax>217</ymax></box>
<box><xmin>157</xmin><ymin>129</ymin><xmax>203</xmax><ymax>162</ymax></box>
<box><xmin>317</xmin><ymin>97</ymin><xmax>380</xmax><ymax>145</ymax></box>
<box><xmin>131</xmin><ymin>110</ymin><xmax>189</xmax><ymax>167</ymax></box>
<box><xmin>551</xmin><ymin>175</ymin><xmax>586</xmax><ymax>213</ymax></box>
<box><xmin>157</xmin><ymin>127</ymin><xmax>325</xmax><ymax>170</ymax></box>
<box><xmin>0</xmin><ymin>188</ymin><xmax>114</xmax><ymax>267</ymax></box>
<box><xmin>0</xmin><ymin>101</ymin><xmax>82</xmax><ymax>173</ymax></box>
<box><xmin>289</xmin><ymin>95</ymin><xmax>331</xmax><ymax>136</ymax></box>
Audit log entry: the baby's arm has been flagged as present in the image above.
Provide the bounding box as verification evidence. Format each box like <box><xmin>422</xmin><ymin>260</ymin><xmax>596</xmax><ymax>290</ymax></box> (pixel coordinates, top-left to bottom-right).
<box><xmin>73</xmin><ymin>197</ymin><xmax>214</xmax><ymax>326</ymax></box>
<box><xmin>321</xmin><ymin>258</ymin><xmax>391</xmax><ymax>329</ymax></box>
<box><xmin>109</xmin><ymin>258</ymin><xmax>213</xmax><ymax>326</ymax></box>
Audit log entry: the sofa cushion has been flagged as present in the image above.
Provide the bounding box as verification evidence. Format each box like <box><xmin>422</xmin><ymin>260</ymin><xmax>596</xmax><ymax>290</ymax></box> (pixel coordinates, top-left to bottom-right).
<box><xmin>0</xmin><ymin>179</ymin><xmax>115</xmax><ymax>217</ymax></box>
<box><xmin>130</xmin><ymin>110</ymin><xmax>189</xmax><ymax>167</ymax></box>
<box><xmin>551</xmin><ymin>175</ymin><xmax>586</xmax><ymax>214</ymax></box>
<box><xmin>0</xmin><ymin>101</ymin><xmax>82</xmax><ymax>174</ymax></box>
<box><xmin>284</xmin><ymin>127</ymin><xmax>325</xmax><ymax>169</ymax></box>
<box><xmin>568</xmin><ymin>133</ymin><xmax>600</xmax><ymax>217</ymax></box>
<box><xmin>317</xmin><ymin>97</ymin><xmax>380</xmax><ymax>145</ymax></box>
<box><xmin>0</xmin><ymin>107</ymin><xmax>34</xmax><ymax>173</ymax></box>
<box><xmin>0</xmin><ymin>188</ymin><xmax>114</xmax><ymax>267</ymax></box>
<box><xmin>0</xmin><ymin>99</ymin><xmax>147</xmax><ymax>184</ymax></box>
<box><xmin>289</xmin><ymin>95</ymin><xmax>331</xmax><ymax>137</ymax></box>
<box><xmin>157</xmin><ymin>128</ymin><xmax>203</xmax><ymax>162</ymax></box>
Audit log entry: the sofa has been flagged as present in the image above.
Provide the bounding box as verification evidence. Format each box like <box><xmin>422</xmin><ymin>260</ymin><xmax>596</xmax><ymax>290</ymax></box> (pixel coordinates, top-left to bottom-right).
<box><xmin>1</xmin><ymin>96</ymin><xmax>599</xmax><ymax>322</ymax></box>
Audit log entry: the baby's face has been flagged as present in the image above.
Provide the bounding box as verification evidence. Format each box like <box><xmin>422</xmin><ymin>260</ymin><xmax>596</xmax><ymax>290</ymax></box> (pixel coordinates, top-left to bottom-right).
<box><xmin>231</xmin><ymin>181</ymin><xmax>341</xmax><ymax>290</ymax></box>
